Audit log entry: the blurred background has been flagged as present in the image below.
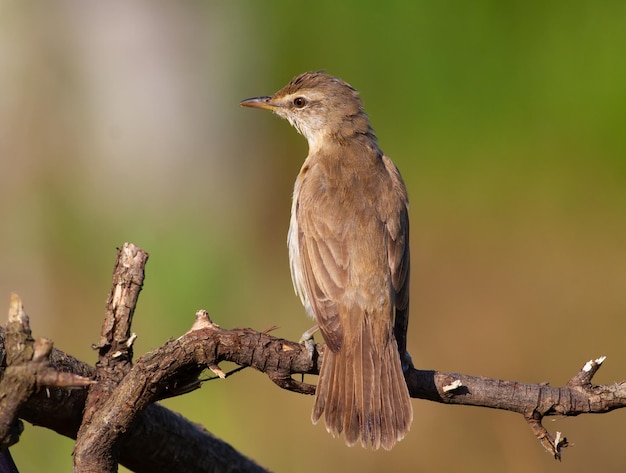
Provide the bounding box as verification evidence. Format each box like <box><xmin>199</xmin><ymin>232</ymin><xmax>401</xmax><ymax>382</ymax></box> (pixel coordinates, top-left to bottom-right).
<box><xmin>2</xmin><ymin>1</ymin><xmax>625</xmax><ymax>471</ymax></box>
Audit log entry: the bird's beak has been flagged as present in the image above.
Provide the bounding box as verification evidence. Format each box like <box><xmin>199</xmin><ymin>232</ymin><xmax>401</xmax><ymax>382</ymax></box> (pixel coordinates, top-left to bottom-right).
<box><xmin>240</xmin><ymin>96</ymin><xmax>278</xmax><ymax>111</ymax></box>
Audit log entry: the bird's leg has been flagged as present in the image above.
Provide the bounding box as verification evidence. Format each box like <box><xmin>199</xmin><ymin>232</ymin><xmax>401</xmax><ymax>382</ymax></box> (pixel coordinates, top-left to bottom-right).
<box><xmin>300</xmin><ymin>324</ymin><xmax>319</xmax><ymax>361</ymax></box>
<box><xmin>299</xmin><ymin>324</ymin><xmax>319</xmax><ymax>343</ymax></box>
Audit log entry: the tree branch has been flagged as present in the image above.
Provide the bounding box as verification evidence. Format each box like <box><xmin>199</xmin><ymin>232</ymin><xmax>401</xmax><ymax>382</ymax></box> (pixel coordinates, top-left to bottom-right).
<box><xmin>74</xmin><ymin>243</ymin><xmax>149</xmax><ymax>472</ymax></box>
<box><xmin>2</xmin><ymin>242</ymin><xmax>625</xmax><ymax>472</ymax></box>
<box><xmin>0</xmin><ymin>294</ymin><xmax>92</xmax><ymax>450</ymax></box>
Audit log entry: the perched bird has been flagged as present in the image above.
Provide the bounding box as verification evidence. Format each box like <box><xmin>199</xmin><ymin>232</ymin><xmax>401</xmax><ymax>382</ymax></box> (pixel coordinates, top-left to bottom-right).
<box><xmin>241</xmin><ymin>72</ymin><xmax>412</xmax><ymax>450</ymax></box>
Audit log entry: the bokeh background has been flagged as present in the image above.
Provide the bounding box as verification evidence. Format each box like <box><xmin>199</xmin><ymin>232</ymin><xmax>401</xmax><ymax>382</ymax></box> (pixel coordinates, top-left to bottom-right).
<box><xmin>2</xmin><ymin>1</ymin><xmax>626</xmax><ymax>472</ymax></box>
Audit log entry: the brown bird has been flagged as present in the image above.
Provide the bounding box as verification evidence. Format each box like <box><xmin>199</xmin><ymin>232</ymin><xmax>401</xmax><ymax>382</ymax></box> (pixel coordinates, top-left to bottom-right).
<box><xmin>241</xmin><ymin>72</ymin><xmax>412</xmax><ymax>450</ymax></box>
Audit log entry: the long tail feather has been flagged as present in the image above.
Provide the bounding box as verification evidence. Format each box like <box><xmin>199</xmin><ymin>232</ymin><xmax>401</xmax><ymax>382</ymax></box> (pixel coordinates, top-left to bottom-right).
<box><xmin>312</xmin><ymin>311</ymin><xmax>413</xmax><ymax>450</ymax></box>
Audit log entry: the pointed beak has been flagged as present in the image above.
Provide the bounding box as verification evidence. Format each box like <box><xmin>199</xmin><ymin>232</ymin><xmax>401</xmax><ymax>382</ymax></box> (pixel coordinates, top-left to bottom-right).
<box><xmin>239</xmin><ymin>96</ymin><xmax>278</xmax><ymax>111</ymax></box>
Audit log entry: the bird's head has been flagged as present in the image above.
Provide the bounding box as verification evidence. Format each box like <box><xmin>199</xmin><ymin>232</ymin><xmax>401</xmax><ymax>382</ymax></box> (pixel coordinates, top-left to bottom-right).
<box><xmin>241</xmin><ymin>71</ymin><xmax>374</xmax><ymax>152</ymax></box>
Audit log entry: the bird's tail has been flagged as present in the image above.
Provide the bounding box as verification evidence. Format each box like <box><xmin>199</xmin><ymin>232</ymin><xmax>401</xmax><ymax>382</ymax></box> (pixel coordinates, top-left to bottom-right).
<box><xmin>311</xmin><ymin>315</ymin><xmax>413</xmax><ymax>450</ymax></box>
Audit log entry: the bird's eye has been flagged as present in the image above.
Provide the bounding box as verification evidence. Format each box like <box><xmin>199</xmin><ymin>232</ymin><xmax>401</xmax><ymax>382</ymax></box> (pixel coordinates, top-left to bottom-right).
<box><xmin>293</xmin><ymin>97</ymin><xmax>307</xmax><ymax>108</ymax></box>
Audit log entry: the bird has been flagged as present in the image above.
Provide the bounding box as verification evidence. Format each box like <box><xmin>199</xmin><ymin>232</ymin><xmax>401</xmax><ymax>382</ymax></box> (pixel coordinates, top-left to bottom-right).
<box><xmin>240</xmin><ymin>71</ymin><xmax>412</xmax><ymax>450</ymax></box>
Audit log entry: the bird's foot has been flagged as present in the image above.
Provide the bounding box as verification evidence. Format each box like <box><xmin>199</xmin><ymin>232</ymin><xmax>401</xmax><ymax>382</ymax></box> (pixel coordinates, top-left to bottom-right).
<box><xmin>300</xmin><ymin>325</ymin><xmax>319</xmax><ymax>360</ymax></box>
<box><xmin>299</xmin><ymin>324</ymin><xmax>319</xmax><ymax>344</ymax></box>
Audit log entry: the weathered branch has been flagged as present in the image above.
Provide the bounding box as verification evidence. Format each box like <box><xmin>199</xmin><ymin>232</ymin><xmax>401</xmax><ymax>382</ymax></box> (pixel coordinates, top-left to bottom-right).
<box><xmin>71</xmin><ymin>243</ymin><xmax>267</xmax><ymax>473</ymax></box>
<box><xmin>2</xmin><ymin>242</ymin><xmax>625</xmax><ymax>472</ymax></box>
<box><xmin>0</xmin><ymin>247</ymin><xmax>268</xmax><ymax>473</ymax></box>
<box><xmin>0</xmin><ymin>294</ymin><xmax>92</xmax><ymax>450</ymax></box>
<box><xmin>401</xmin><ymin>356</ymin><xmax>626</xmax><ymax>459</ymax></box>
<box><xmin>74</xmin><ymin>243</ymin><xmax>149</xmax><ymax>472</ymax></box>
<box><xmin>95</xmin><ymin>315</ymin><xmax>625</xmax><ymax>461</ymax></box>
<box><xmin>42</xmin><ymin>318</ymin><xmax>626</xmax><ymax>465</ymax></box>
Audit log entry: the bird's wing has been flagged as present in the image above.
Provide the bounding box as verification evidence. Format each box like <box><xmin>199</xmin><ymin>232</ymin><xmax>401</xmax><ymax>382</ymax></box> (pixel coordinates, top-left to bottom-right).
<box><xmin>294</xmin><ymin>154</ymin><xmax>409</xmax><ymax>355</ymax></box>
<box><xmin>381</xmin><ymin>154</ymin><xmax>410</xmax><ymax>357</ymax></box>
<box><xmin>298</xmin><ymin>213</ymin><xmax>347</xmax><ymax>353</ymax></box>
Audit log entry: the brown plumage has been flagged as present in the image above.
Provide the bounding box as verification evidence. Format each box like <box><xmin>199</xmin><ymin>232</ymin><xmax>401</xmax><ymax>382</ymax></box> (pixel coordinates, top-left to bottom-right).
<box><xmin>241</xmin><ymin>72</ymin><xmax>412</xmax><ymax>450</ymax></box>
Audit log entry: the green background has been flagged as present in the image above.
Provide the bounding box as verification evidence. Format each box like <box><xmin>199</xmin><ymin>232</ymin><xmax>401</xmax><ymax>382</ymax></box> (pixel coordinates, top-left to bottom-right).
<box><xmin>2</xmin><ymin>1</ymin><xmax>625</xmax><ymax>472</ymax></box>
